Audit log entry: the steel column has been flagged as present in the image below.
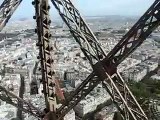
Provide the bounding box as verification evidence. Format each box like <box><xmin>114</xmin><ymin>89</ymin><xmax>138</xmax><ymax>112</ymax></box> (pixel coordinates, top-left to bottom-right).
<box><xmin>34</xmin><ymin>0</ymin><xmax>60</xmax><ymax>119</ymax></box>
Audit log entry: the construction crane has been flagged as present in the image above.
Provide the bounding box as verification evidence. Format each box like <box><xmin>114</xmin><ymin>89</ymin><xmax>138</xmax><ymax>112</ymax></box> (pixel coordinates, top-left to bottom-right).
<box><xmin>0</xmin><ymin>0</ymin><xmax>159</xmax><ymax>120</ymax></box>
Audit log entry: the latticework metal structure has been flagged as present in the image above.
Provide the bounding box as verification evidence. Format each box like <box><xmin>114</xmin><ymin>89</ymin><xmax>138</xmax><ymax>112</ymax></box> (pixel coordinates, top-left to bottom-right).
<box><xmin>0</xmin><ymin>0</ymin><xmax>160</xmax><ymax>120</ymax></box>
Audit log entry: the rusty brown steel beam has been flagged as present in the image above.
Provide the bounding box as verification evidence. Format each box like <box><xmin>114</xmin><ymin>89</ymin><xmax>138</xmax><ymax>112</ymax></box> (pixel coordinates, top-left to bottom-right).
<box><xmin>0</xmin><ymin>0</ymin><xmax>22</xmax><ymax>31</ymax></box>
<box><xmin>0</xmin><ymin>84</ymin><xmax>43</xmax><ymax>118</ymax></box>
<box><xmin>34</xmin><ymin>0</ymin><xmax>64</xmax><ymax>119</ymax></box>
<box><xmin>102</xmin><ymin>0</ymin><xmax>160</xmax><ymax>70</ymax></box>
<box><xmin>51</xmin><ymin>0</ymin><xmax>106</xmax><ymax>66</ymax></box>
<box><xmin>0</xmin><ymin>0</ymin><xmax>158</xmax><ymax>120</ymax></box>
<box><xmin>49</xmin><ymin>0</ymin><xmax>160</xmax><ymax>119</ymax></box>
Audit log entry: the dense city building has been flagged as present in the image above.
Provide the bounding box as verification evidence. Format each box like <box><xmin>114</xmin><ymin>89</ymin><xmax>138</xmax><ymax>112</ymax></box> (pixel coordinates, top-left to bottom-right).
<box><xmin>0</xmin><ymin>13</ymin><xmax>159</xmax><ymax>119</ymax></box>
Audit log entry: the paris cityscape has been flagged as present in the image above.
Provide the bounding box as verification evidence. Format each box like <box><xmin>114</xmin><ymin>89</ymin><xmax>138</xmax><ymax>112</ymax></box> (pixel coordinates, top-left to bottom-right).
<box><xmin>0</xmin><ymin>0</ymin><xmax>160</xmax><ymax>120</ymax></box>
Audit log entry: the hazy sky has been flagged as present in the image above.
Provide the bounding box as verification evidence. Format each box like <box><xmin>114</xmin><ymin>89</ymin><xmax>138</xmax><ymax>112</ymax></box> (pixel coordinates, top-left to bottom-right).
<box><xmin>0</xmin><ymin>0</ymin><xmax>154</xmax><ymax>20</ymax></box>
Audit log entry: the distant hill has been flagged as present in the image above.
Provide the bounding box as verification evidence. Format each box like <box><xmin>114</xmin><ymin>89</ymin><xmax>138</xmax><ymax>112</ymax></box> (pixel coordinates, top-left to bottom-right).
<box><xmin>18</xmin><ymin>17</ymin><xmax>29</xmax><ymax>21</ymax></box>
<box><xmin>10</xmin><ymin>15</ymin><xmax>140</xmax><ymax>22</ymax></box>
<box><xmin>85</xmin><ymin>15</ymin><xmax>139</xmax><ymax>22</ymax></box>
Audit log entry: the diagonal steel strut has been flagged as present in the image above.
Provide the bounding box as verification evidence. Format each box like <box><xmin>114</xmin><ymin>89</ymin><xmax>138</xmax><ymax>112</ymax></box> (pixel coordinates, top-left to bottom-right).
<box><xmin>50</xmin><ymin>0</ymin><xmax>160</xmax><ymax>119</ymax></box>
<box><xmin>0</xmin><ymin>0</ymin><xmax>159</xmax><ymax>119</ymax></box>
<box><xmin>51</xmin><ymin>0</ymin><xmax>107</xmax><ymax>66</ymax></box>
<box><xmin>0</xmin><ymin>0</ymin><xmax>45</xmax><ymax>119</ymax></box>
<box><xmin>0</xmin><ymin>85</ymin><xmax>43</xmax><ymax>118</ymax></box>
<box><xmin>102</xmin><ymin>0</ymin><xmax>160</xmax><ymax>69</ymax></box>
<box><xmin>0</xmin><ymin>0</ymin><xmax>22</xmax><ymax>31</ymax></box>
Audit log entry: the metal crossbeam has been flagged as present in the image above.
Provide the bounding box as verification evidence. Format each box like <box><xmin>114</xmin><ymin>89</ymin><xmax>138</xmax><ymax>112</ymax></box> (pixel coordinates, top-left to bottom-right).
<box><xmin>51</xmin><ymin>0</ymin><xmax>106</xmax><ymax>66</ymax></box>
<box><xmin>56</xmin><ymin>72</ymin><xmax>101</xmax><ymax>119</ymax></box>
<box><xmin>0</xmin><ymin>0</ymin><xmax>22</xmax><ymax>31</ymax></box>
<box><xmin>56</xmin><ymin>64</ymin><xmax>148</xmax><ymax>120</ymax></box>
<box><xmin>0</xmin><ymin>85</ymin><xmax>42</xmax><ymax>118</ymax></box>
<box><xmin>0</xmin><ymin>0</ymin><xmax>159</xmax><ymax>120</ymax></box>
<box><xmin>101</xmin><ymin>72</ymin><xmax>147</xmax><ymax>119</ymax></box>
<box><xmin>49</xmin><ymin>0</ymin><xmax>160</xmax><ymax>119</ymax></box>
<box><xmin>102</xmin><ymin>0</ymin><xmax>160</xmax><ymax>68</ymax></box>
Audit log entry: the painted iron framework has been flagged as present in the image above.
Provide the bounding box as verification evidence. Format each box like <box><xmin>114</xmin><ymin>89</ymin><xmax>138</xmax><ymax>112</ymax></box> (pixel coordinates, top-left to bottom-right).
<box><xmin>0</xmin><ymin>0</ymin><xmax>160</xmax><ymax>120</ymax></box>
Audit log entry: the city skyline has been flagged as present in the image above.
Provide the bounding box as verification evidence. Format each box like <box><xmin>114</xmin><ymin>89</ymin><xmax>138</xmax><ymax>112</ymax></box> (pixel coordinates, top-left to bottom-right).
<box><xmin>0</xmin><ymin>0</ymin><xmax>159</xmax><ymax>120</ymax></box>
<box><xmin>0</xmin><ymin>0</ymin><xmax>154</xmax><ymax>20</ymax></box>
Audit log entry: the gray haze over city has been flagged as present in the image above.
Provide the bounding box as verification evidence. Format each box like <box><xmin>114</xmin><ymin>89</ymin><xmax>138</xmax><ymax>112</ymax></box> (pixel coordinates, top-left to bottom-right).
<box><xmin>0</xmin><ymin>0</ymin><xmax>154</xmax><ymax>20</ymax></box>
